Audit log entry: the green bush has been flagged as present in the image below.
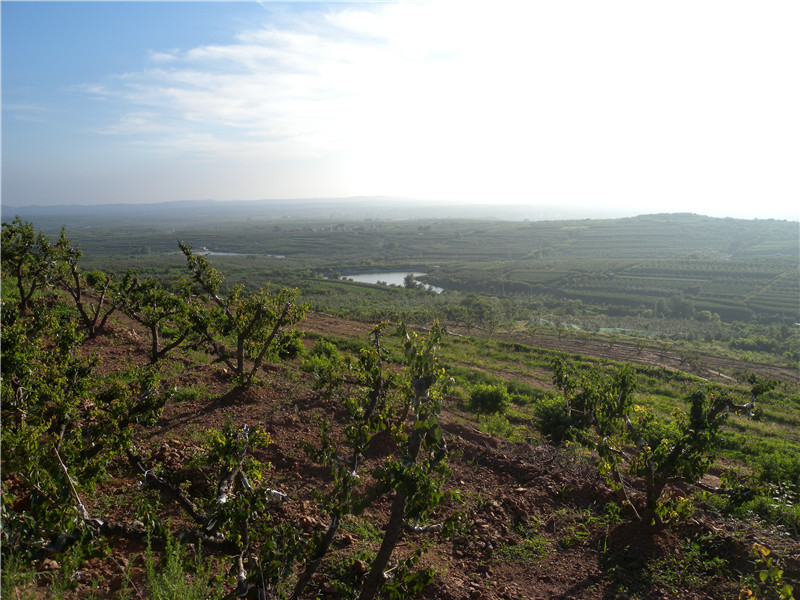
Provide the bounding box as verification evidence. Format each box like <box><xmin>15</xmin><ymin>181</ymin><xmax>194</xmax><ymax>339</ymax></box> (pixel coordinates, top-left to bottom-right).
<box><xmin>468</xmin><ymin>383</ymin><xmax>510</xmax><ymax>414</ymax></box>
<box><xmin>533</xmin><ymin>395</ymin><xmax>575</xmax><ymax>445</ymax></box>
<box><xmin>754</xmin><ymin>452</ymin><xmax>800</xmax><ymax>488</ymax></box>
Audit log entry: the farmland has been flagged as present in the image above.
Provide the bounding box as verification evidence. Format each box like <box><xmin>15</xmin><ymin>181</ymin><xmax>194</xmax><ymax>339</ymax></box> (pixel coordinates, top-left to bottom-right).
<box><xmin>28</xmin><ymin>211</ymin><xmax>797</xmax><ymax>326</ymax></box>
<box><xmin>2</xmin><ymin>208</ymin><xmax>799</xmax><ymax>599</ymax></box>
<box><xmin>33</xmin><ymin>209</ymin><xmax>797</xmax><ymax>369</ymax></box>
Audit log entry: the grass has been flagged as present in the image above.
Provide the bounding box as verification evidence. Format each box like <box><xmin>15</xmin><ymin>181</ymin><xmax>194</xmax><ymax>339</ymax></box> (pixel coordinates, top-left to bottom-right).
<box><xmin>128</xmin><ymin>533</ymin><xmax>228</xmax><ymax>600</ymax></box>
<box><xmin>647</xmin><ymin>534</ymin><xmax>731</xmax><ymax>594</ymax></box>
<box><xmin>496</xmin><ymin>520</ymin><xmax>549</xmax><ymax>563</ymax></box>
<box><xmin>341</xmin><ymin>514</ymin><xmax>384</xmax><ymax>544</ymax></box>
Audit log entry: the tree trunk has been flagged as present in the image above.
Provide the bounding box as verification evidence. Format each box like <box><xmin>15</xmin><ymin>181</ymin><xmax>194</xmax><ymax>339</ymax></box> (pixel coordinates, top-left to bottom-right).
<box><xmin>150</xmin><ymin>323</ymin><xmax>159</xmax><ymax>364</ymax></box>
<box><xmin>358</xmin><ymin>490</ymin><xmax>408</xmax><ymax>600</ymax></box>
<box><xmin>236</xmin><ymin>335</ymin><xmax>245</xmax><ymax>376</ymax></box>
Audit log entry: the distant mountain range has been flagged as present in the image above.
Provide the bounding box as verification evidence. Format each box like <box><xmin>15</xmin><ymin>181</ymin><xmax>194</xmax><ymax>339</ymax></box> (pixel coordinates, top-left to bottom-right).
<box><xmin>2</xmin><ymin>197</ymin><xmax>657</xmax><ymax>230</ymax></box>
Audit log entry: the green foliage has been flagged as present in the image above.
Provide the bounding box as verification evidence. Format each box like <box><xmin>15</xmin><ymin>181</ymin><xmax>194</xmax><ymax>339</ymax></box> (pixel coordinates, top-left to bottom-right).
<box><xmin>549</xmin><ymin>356</ymin><xmax>773</xmax><ymax>527</ymax></box>
<box><xmin>740</xmin><ymin>544</ymin><xmax>796</xmax><ymax>600</ymax></box>
<box><xmin>119</xmin><ymin>270</ymin><xmax>195</xmax><ymax>364</ymax></box>
<box><xmin>52</xmin><ymin>228</ymin><xmax>121</xmax><ymax>339</ymax></box>
<box><xmin>478</xmin><ymin>413</ymin><xmax>522</xmax><ymax>441</ymax></box>
<box><xmin>300</xmin><ymin>322</ymin><xmax>452</xmax><ymax>600</ymax></box>
<box><xmin>1</xmin><ymin>216</ymin><xmax>67</xmax><ymax>314</ymax></box>
<box><xmin>533</xmin><ymin>395</ymin><xmax>576</xmax><ymax>445</ymax></box>
<box><xmin>645</xmin><ymin>533</ymin><xmax>730</xmax><ymax>593</ymax></box>
<box><xmin>754</xmin><ymin>452</ymin><xmax>800</xmax><ymax>488</ymax></box>
<box><xmin>380</xmin><ymin>549</ymin><xmax>435</xmax><ymax>600</ymax></box>
<box><xmin>300</xmin><ymin>338</ymin><xmax>345</xmax><ymax>396</ymax></box>
<box><xmin>468</xmin><ymin>383</ymin><xmax>510</xmax><ymax>414</ymax></box>
<box><xmin>497</xmin><ymin>521</ymin><xmax>548</xmax><ymax>562</ymax></box>
<box><xmin>142</xmin><ymin>533</ymin><xmax>227</xmax><ymax>600</ymax></box>
<box><xmin>180</xmin><ymin>241</ymin><xmax>308</xmax><ymax>387</ymax></box>
<box><xmin>320</xmin><ymin>548</ymin><xmax>376</xmax><ymax>599</ymax></box>
<box><xmin>1</xmin><ymin>291</ymin><xmax>169</xmax><ymax>561</ymax></box>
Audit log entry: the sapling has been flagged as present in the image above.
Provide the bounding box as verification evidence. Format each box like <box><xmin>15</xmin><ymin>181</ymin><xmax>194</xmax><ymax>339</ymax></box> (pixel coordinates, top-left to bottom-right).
<box><xmin>118</xmin><ymin>271</ymin><xmax>195</xmax><ymax>364</ymax></box>
<box><xmin>550</xmin><ymin>357</ymin><xmax>773</xmax><ymax>528</ymax></box>
<box><xmin>358</xmin><ymin>322</ymin><xmax>451</xmax><ymax>600</ymax></box>
<box><xmin>180</xmin><ymin>241</ymin><xmax>307</xmax><ymax>387</ymax></box>
<box><xmin>292</xmin><ymin>324</ymin><xmax>393</xmax><ymax>599</ymax></box>
<box><xmin>52</xmin><ymin>227</ymin><xmax>120</xmax><ymax>338</ymax></box>
<box><xmin>1</xmin><ymin>217</ymin><xmax>64</xmax><ymax>315</ymax></box>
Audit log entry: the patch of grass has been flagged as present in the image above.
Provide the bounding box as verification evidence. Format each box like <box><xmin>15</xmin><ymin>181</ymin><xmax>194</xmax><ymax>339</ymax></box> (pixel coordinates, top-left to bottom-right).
<box><xmin>647</xmin><ymin>534</ymin><xmax>730</xmax><ymax>594</ymax></box>
<box><xmin>341</xmin><ymin>514</ymin><xmax>384</xmax><ymax>544</ymax></box>
<box><xmin>1</xmin><ymin>553</ymin><xmax>40</xmax><ymax>600</ymax></box>
<box><xmin>169</xmin><ymin>383</ymin><xmax>209</xmax><ymax>404</ymax></box>
<box><xmin>477</xmin><ymin>413</ymin><xmax>524</xmax><ymax>442</ymax></box>
<box><xmin>496</xmin><ymin>520</ymin><xmax>548</xmax><ymax>563</ymax></box>
<box><xmin>136</xmin><ymin>533</ymin><xmax>228</xmax><ymax>600</ymax></box>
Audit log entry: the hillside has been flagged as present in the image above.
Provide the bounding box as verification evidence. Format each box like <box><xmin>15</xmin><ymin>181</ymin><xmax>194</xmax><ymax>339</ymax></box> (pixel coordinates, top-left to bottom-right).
<box><xmin>4</xmin><ymin>305</ymin><xmax>799</xmax><ymax>599</ymax></box>
<box><xmin>2</xmin><ymin>215</ymin><xmax>798</xmax><ymax>600</ymax></box>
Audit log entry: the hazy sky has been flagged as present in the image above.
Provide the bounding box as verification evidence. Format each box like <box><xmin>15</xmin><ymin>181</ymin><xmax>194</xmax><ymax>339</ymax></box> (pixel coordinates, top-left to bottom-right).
<box><xmin>2</xmin><ymin>1</ymin><xmax>798</xmax><ymax>220</ymax></box>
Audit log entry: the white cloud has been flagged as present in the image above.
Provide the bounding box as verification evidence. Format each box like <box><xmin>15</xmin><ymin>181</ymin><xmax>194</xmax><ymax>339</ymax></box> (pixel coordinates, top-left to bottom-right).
<box><xmin>3</xmin><ymin>103</ymin><xmax>59</xmax><ymax>124</ymax></box>
<box><xmin>80</xmin><ymin>0</ymin><xmax>798</xmax><ymax>214</ymax></box>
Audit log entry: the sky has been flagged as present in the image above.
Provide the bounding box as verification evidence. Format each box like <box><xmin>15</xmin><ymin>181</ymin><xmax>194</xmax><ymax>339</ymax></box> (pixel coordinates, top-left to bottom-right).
<box><xmin>2</xmin><ymin>1</ymin><xmax>799</xmax><ymax>220</ymax></box>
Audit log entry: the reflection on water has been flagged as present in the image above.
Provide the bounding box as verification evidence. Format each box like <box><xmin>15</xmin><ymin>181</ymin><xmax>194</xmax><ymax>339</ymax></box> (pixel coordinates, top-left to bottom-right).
<box><xmin>344</xmin><ymin>271</ymin><xmax>443</xmax><ymax>293</ymax></box>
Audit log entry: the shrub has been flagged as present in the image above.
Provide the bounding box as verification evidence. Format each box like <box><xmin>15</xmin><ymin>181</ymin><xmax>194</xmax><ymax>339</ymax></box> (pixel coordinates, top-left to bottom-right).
<box><xmin>468</xmin><ymin>383</ymin><xmax>510</xmax><ymax>414</ymax></box>
<box><xmin>753</xmin><ymin>452</ymin><xmax>800</xmax><ymax>488</ymax></box>
<box><xmin>533</xmin><ymin>395</ymin><xmax>575</xmax><ymax>445</ymax></box>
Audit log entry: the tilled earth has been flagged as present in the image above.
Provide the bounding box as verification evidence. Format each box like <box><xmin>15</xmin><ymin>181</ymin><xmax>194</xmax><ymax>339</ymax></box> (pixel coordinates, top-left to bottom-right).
<box><xmin>12</xmin><ymin>312</ymin><xmax>800</xmax><ymax>600</ymax></box>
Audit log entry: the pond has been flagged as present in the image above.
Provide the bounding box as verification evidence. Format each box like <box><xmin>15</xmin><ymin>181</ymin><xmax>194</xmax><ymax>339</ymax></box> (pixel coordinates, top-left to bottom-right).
<box><xmin>343</xmin><ymin>271</ymin><xmax>444</xmax><ymax>293</ymax></box>
<box><xmin>200</xmin><ymin>248</ymin><xmax>285</xmax><ymax>258</ymax></box>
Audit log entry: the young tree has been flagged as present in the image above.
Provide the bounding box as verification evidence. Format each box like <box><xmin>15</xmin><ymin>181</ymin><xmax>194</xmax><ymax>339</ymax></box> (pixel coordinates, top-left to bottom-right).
<box><xmin>550</xmin><ymin>357</ymin><xmax>771</xmax><ymax>528</ymax></box>
<box><xmin>1</xmin><ymin>300</ymin><xmax>169</xmax><ymax>559</ymax></box>
<box><xmin>1</xmin><ymin>217</ymin><xmax>65</xmax><ymax>314</ymax></box>
<box><xmin>358</xmin><ymin>322</ymin><xmax>451</xmax><ymax>600</ymax></box>
<box><xmin>297</xmin><ymin>322</ymin><xmax>454</xmax><ymax>600</ymax></box>
<box><xmin>53</xmin><ymin>228</ymin><xmax>119</xmax><ymax>338</ymax></box>
<box><xmin>118</xmin><ymin>270</ymin><xmax>194</xmax><ymax>364</ymax></box>
<box><xmin>293</xmin><ymin>325</ymin><xmax>392</xmax><ymax>599</ymax></box>
<box><xmin>180</xmin><ymin>242</ymin><xmax>307</xmax><ymax>387</ymax></box>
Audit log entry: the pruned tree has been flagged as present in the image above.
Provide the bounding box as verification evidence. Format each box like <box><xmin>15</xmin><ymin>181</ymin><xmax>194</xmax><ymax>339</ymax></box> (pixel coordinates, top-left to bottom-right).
<box><xmin>118</xmin><ymin>271</ymin><xmax>194</xmax><ymax>364</ymax></box>
<box><xmin>293</xmin><ymin>325</ymin><xmax>393</xmax><ymax>599</ymax></box>
<box><xmin>550</xmin><ymin>357</ymin><xmax>775</xmax><ymax>528</ymax></box>
<box><xmin>358</xmin><ymin>322</ymin><xmax>452</xmax><ymax>600</ymax></box>
<box><xmin>180</xmin><ymin>241</ymin><xmax>307</xmax><ymax>387</ymax></box>
<box><xmin>1</xmin><ymin>217</ymin><xmax>65</xmax><ymax>315</ymax></box>
<box><xmin>296</xmin><ymin>322</ymin><xmax>455</xmax><ymax>600</ymax></box>
<box><xmin>1</xmin><ymin>302</ymin><xmax>169</xmax><ymax>558</ymax></box>
<box><xmin>53</xmin><ymin>227</ymin><xmax>119</xmax><ymax>338</ymax></box>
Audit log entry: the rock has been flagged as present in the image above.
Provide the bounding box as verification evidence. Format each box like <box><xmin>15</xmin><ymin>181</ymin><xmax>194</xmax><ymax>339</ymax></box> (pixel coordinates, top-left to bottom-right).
<box><xmin>40</xmin><ymin>558</ymin><xmax>60</xmax><ymax>571</ymax></box>
<box><xmin>353</xmin><ymin>559</ymin><xmax>368</xmax><ymax>574</ymax></box>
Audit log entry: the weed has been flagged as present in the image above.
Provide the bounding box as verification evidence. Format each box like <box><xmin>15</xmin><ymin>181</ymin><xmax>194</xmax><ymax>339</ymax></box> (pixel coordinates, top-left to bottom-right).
<box><xmin>478</xmin><ymin>413</ymin><xmax>523</xmax><ymax>442</ymax></box>
<box><xmin>170</xmin><ymin>383</ymin><xmax>208</xmax><ymax>404</ymax></box>
<box><xmin>649</xmin><ymin>534</ymin><xmax>730</xmax><ymax>594</ymax></box>
<box><xmin>140</xmin><ymin>533</ymin><xmax>227</xmax><ymax>600</ymax></box>
<box><xmin>739</xmin><ymin>543</ymin><xmax>795</xmax><ymax>600</ymax></box>
<box><xmin>341</xmin><ymin>514</ymin><xmax>383</xmax><ymax>544</ymax></box>
<box><xmin>496</xmin><ymin>521</ymin><xmax>548</xmax><ymax>563</ymax></box>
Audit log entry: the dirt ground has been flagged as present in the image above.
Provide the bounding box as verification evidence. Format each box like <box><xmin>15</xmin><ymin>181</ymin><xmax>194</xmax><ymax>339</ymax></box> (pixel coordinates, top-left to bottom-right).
<box><xmin>12</xmin><ymin>311</ymin><xmax>800</xmax><ymax>600</ymax></box>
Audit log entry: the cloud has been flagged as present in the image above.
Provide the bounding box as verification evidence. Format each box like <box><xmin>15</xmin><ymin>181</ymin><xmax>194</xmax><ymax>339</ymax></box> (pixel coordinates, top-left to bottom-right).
<box><xmin>95</xmin><ymin>111</ymin><xmax>174</xmax><ymax>135</ymax></box>
<box><xmin>3</xmin><ymin>103</ymin><xmax>59</xmax><ymax>124</ymax></box>
<box><xmin>79</xmin><ymin>1</ymin><xmax>799</xmax><ymax>208</ymax></box>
